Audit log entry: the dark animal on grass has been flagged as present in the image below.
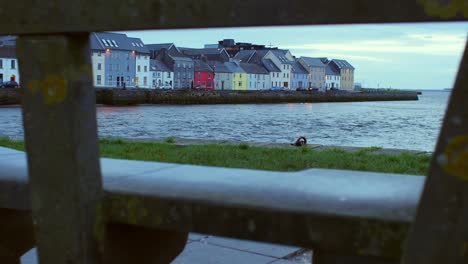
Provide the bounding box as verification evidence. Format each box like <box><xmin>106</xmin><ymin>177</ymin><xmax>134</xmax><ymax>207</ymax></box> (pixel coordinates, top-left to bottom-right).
<box><xmin>291</xmin><ymin>137</ymin><xmax>307</xmax><ymax>147</ymax></box>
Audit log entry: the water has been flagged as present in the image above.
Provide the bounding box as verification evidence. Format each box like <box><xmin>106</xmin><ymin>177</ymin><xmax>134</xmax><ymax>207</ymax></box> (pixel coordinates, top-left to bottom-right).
<box><xmin>0</xmin><ymin>90</ymin><xmax>450</xmax><ymax>152</ymax></box>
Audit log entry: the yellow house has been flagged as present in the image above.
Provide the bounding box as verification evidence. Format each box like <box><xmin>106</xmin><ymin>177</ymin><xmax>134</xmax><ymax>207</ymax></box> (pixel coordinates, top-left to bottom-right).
<box><xmin>226</xmin><ymin>61</ymin><xmax>247</xmax><ymax>90</ymax></box>
<box><xmin>329</xmin><ymin>59</ymin><xmax>355</xmax><ymax>90</ymax></box>
<box><xmin>232</xmin><ymin>72</ymin><xmax>247</xmax><ymax>90</ymax></box>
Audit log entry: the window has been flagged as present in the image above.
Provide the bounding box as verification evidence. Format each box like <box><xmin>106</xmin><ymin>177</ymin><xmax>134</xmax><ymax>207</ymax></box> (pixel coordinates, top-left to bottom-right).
<box><xmin>127</xmin><ymin>65</ymin><xmax>130</xmax><ymax>72</ymax></box>
<box><xmin>126</xmin><ymin>76</ymin><xmax>130</xmax><ymax>84</ymax></box>
<box><xmin>283</xmin><ymin>73</ymin><xmax>286</xmax><ymax>78</ymax></box>
<box><xmin>239</xmin><ymin>81</ymin><xmax>242</xmax><ymax>87</ymax></box>
<box><xmin>108</xmin><ymin>75</ymin><xmax>113</xmax><ymax>85</ymax></box>
<box><xmin>97</xmin><ymin>63</ymin><xmax>102</xmax><ymax>70</ymax></box>
<box><xmin>97</xmin><ymin>52</ymin><xmax>102</xmax><ymax>57</ymax></box>
<box><xmin>157</xmin><ymin>72</ymin><xmax>161</xmax><ymax>77</ymax></box>
<box><xmin>137</xmin><ymin>65</ymin><xmax>141</xmax><ymax>72</ymax></box>
<box><xmin>11</xmin><ymin>60</ymin><xmax>15</xmax><ymax>69</ymax></box>
<box><xmin>287</xmin><ymin>73</ymin><xmax>289</xmax><ymax>78</ymax></box>
<box><xmin>183</xmin><ymin>63</ymin><xmax>186</xmax><ymax>68</ymax></box>
<box><xmin>144</xmin><ymin>66</ymin><xmax>148</xmax><ymax>72</ymax></box>
<box><xmin>144</xmin><ymin>77</ymin><xmax>147</xmax><ymax>86</ymax></box>
<box><xmin>208</xmin><ymin>73</ymin><xmax>211</xmax><ymax>78</ymax></box>
<box><xmin>97</xmin><ymin>75</ymin><xmax>101</xmax><ymax>85</ymax></box>
<box><xmin>167</xmin><ymin>72</ymin><xmax>171</xmax><ymax>78</ymax></box>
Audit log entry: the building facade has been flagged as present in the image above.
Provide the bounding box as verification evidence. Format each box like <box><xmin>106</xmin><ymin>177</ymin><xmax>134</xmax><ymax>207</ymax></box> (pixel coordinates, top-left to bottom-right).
<box><xmin>325</xmin><ymin>64</ymin><xmax>341</xmax><ymax>90</ymax></box>
<box><xmin>0</xmin><ymin>49</ymin><xmax>19</xmax><ymax>84</ymax></box>
<box><xmin>150</xmin><ymin>59</ymin><xmax>173</xmax><ymax>88</ymax></box>
<box><xmin>90</xmin><ymin>32</ymin><xmax>150</xmax><ymax>88</ymax></box>
<box><xmin>240</xmin><ymin>63</ymin><xmax>269</xmax><ymax>90</ymax></box>
<box><xmin>212</xmin><ymin>61</ymin><xmax>246</xmax><ymax>90</ymax></box>
<box><xmin>291</xmin><ymin>60</ymin><xmax>308</xmax><ymax>89</ymax></box>
<box><xmin>299</xmin><ymin>57</ymin><xmax>326</xmax><ymax>90</ymax></box>
<box><xmin>0</xmin><ymin>36</ymin><xmax>19</xmax><ymax>84</ymax></box>
<box><xmin>329</xmin><ymin>59</ymin><xmax>355</xmax><ymax>90</ymax></box>
<box><xmin>263</xmin><ymin>50</ymin><xmax>293</xmax><ymax>89</ymax></box>
<box><xmin>148</xmin><ymin>44</ymin><xmax>194</xmax><ymax>89</ymax></box>
<box><xmin>193</xmin><ymin>59</ymin><xmax>215</xmax><ymax>90</ymax></box>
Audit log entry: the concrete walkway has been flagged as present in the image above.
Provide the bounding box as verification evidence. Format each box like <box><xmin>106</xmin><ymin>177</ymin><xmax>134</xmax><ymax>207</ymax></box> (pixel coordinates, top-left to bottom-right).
<box><xmin>21</xmin><ymin>234</ymin><xmax>311</xmax><ymax>264</ymax></box>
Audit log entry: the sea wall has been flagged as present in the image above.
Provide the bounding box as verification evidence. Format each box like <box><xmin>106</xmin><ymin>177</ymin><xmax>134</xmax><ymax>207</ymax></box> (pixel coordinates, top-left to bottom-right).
<box><xmin>0</xmin><ymin>88</ymin><xmax>22</xmax><ymax>105</ymax></box>
<box><xmin>146</xmin><ymin>89</ymin><xmax>419</xmax><ymax>105</ymax></box>
<box><xmin>1</xmin><ymin>88</ymin><xmax>419</xmax><ymax>106</ymax></box>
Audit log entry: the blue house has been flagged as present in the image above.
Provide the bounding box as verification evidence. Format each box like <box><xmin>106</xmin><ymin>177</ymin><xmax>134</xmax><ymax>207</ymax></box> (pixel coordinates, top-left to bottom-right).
<box><xmin>291</xmin><ymin>59</ymin><xmax>309</xmax><ymax>89</ymax></box>
<box><xmin>90</xmin><ymin>32</ymin><xmax>150</xmax><ymax>88</ymax></box>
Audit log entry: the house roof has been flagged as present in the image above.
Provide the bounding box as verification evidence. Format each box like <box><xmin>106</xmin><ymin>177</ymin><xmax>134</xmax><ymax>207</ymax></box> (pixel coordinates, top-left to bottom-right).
<box><xmin>325</xmin><ymin>64</ymin><xmax>341</xmax><ymax>76</ymax></box>
<box><xmin>127</xmin><ymin>37</ymin><xmax>150</xmax><ymax>53</ymax></box>
<box><xmin>240</xmin><ymin>63</ymin><xmax>269</xmax><ymax>74</ymax></box>
<box><xmin>162</xmin><ymin>46</ymin><xmax>193</xmax><ymax>62</ymax></box>
<box><xmin>331</xmin><ymin>59</ymin><xmax>355</xmax><ymax>69</ymax></box>
<box><xmin>150</xmin><ymin>59</ymin><xmax>171</xmax><ymax>72</ymax></box>
<box><xmin>270</xmin><ymin>49</ymin><xmax>293</xmax><ymax>64</ymax></box>
<box><xmin>233</xmin><ymin>50</ymin><xmax>256</xmax><ymax>62</ymax></box>
<box><xmin>0</xmin><ymin>36</ymin><xmax>17</xmax><ymax>47</ymax></box>
<box><xmin>146</xmin><ymin>43</ymin><xmax>174</xmax><ymax>52</ymax></box>
<box><xmin>224</xmin><ymin>62</ymin><xmax>245</xmax><ymax>73</ymax></box>
<box><xmin>291</xmin><ymin>60</ymin><xmax>308</xmax><ymax>75</ymax></box>
<box><xmin>0</xmin><ymin>47</ymin><xmax>16</xmax><ymax>58</ymax></box>
<box><xmin>180</xmin><ymin>47</ymin><xmax>224</xmax><ymax>55</ymax></box>
<box><xmin>180</xmin><ymin>47</ymin><xmax>229</xmax><ymax>62</ymax></box>
<box><xmin>193</xmin><ymin>59</ymin><xmax>213</xmax><ymax>72</ymax></box>
<box><xmin>261</xmin><ymin>59</ymin><xmax>281</xmax><ymax>73</ymax></box>
<box><xmin>300</xmin><ymin>57</ymin><xmax>326</xmax><ymax>68</ymax></box>
<box><xmin>90</xmin><ymin>32</ymin><xmax>149</xmax><ymax>53</ymax></box>
<box><xmin>209</xmin><ymin>61</ymin><xmax>245</xmax><ymax>73</ymax></box>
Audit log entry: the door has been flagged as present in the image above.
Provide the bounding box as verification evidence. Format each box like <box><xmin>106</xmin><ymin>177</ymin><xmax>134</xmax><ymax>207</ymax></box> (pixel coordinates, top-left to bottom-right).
<box><xmin>10</xmin><ymin>74</ymin><xmax>15</xmax><ymax>82</ymax></box>
<box><xmin>221</xmin><ymin>81</ymin><xmax>224</xmax><ymax>90</ymax></box>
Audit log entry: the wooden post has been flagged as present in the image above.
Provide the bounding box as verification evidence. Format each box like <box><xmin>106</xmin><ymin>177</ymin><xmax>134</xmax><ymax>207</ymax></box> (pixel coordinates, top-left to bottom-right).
<box><xmin>403</xmin><ymin>41</ymin><xmax>468</xmax><ymax>263</ymax></box>
<box><xmin>17</xmin><ymin>34</ymin><xmax>103</xmax><ymax>264</ymax></box>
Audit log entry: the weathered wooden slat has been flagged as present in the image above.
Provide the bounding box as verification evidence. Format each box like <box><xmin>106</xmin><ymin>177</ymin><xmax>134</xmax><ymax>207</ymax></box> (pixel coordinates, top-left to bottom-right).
<box><xmin>0</xmin><ymin>150</ymin><xmax>426</xmax><ymax>260</ymax></box>
<box><xmin>16</xmin><ymin>34</ymin><xmax>103</xmax><ymax>264</ymax></box>
<box><xmin>0</xmin><ymin>0</ymin><xmax>467</xmax><ymax>35</ymax></box>
<box><xmin>403</xmin><ymin>41</ymin><xmax>468</xmax><ymax>264</ymax></box>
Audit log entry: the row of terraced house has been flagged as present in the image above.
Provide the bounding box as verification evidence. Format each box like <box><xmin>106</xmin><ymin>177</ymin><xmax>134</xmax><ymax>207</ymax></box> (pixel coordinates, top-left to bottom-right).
<box><xmin>0</xmin><ymin>34</ymin><xmax>355</xmax><ymax>91</ymax></box>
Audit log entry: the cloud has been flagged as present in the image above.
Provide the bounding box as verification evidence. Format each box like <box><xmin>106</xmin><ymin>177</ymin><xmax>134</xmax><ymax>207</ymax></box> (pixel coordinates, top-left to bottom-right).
<box><xmin>284</xmin><ymin>32</ymin><xmax>467</xmax><ymax>56</ymax></box>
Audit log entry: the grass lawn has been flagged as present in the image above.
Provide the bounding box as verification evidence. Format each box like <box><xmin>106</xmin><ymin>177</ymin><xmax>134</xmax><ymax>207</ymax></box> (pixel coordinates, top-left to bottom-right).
<box><xmin>0</xmin><ymin>137</ymin><xmax>430</xmax><ymax>176</ymax></box>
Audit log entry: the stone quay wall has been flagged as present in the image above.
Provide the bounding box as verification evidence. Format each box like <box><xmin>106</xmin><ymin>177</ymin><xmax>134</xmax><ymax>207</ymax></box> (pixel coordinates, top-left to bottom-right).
<box><xmin>1</xmin><ymin>88</ymin><xmax>419</xmax><ymax>106</ymax></box>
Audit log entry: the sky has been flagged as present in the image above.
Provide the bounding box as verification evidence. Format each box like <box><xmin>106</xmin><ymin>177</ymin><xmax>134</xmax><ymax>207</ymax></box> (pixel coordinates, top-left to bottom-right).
<box><xmin>122</xmin><ymin>22</ymin><xmax>468</xmax><ymax>90</ymax></box>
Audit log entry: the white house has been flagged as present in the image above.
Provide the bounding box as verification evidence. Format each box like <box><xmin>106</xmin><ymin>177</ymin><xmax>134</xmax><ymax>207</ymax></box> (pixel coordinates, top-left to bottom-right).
<box><xmin>325</xmin><ymin>64</ymin><xmax>341</xmax><ymax>90</ymax></box>
<box><xmin>91</xmin><ymin>51</ymin><xmax>105</xmax><ymax>87</ymax></box>
<box><xmin>261</xmin><ymin>59</ymin><xmax>281</xmax><ymax>89</ymax></box>
<box><xmin>0</xmin><ymin>36</ymin><xmax>20</xmax><ymax>84</ymax></box>
<box><xmin>240</xmin><ymin>63</ymin><xmax>269</xmax><ymax>90</ymax></box>
<box><xmin>130</xmin><ymin>37</ymin><xmax>151</xmax><ymax>88</ymax></box>
<box><xmin>150</xmin><ymin>59</ymin><xmax>173</xmax><ymax>88</ymax></box>
<box><xmin>262</xmin><ymin>50</ymin><xmax>293</xmax><ymax>89</ymax></box>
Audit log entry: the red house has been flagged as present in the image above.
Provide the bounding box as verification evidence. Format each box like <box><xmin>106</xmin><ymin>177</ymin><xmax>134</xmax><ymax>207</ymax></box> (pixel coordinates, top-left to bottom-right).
<box><xmin>193</xmin><ymin>59</ymin><xmax>215</xmax><ymax>90</ymax></box>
